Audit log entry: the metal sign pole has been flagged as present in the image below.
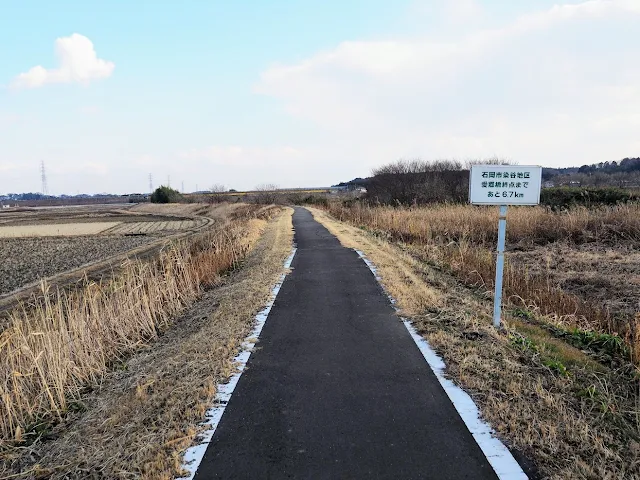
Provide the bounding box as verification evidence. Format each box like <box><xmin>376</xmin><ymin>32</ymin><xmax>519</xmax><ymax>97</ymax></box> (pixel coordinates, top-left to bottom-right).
<box><xmin>468</xmin><ymin>164</ymin><xmax>542</xmax><ymax>327</ymax></box>
<box><xmin>493</xmin><ymin>205</ymin><xmax>508</xmax><ymax>328</ymax></box>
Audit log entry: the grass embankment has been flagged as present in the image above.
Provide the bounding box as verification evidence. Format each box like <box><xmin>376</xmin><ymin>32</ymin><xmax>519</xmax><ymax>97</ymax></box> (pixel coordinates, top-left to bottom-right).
<box><xmin>1</xmin><ymin>207</ymin><xmax>293</xmax><ymax>479</ymax></box>
<box><xmin>326</xmin><ymin>203</ymin><xmax>640</xmax><ymax>362</ymax></box>
<box><xmin>0</xmin><ymin>204</ymin><xmax>284</xmax><ymax>464</ymax></box>
<box><xmin>310</xmin><ymin>205</ymin><xmax>640</xmax><ymax>479</ymax></box>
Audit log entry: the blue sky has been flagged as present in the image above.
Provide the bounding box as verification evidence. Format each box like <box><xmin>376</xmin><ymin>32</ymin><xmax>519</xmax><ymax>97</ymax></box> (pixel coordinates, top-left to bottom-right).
<box><xmin>1</xmin><ymin>0</ymin><xmax>639</xmax><ymax>194</ymax></box>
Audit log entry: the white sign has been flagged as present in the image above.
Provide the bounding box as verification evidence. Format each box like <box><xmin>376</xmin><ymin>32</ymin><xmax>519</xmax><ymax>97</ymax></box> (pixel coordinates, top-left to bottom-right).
<box><xmin>469</xmin><ymin>165</ymin><xmax>542</xmax><ymax>205</ymax></box>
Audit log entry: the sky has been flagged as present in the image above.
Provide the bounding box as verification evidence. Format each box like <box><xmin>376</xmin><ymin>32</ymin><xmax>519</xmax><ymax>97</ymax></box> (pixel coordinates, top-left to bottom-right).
<box><xmin>0</xmin><ymin>0</ymin><xmax>638</xmax><ymax>195</ymax></box>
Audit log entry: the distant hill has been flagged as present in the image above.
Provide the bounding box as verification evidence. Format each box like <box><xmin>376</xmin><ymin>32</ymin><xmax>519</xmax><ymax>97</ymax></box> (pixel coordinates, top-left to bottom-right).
<box><xmin>335</xmin><ymin>157</ymin><xmax>640</xmax><ymax>190</ymax></box>
<box><xmin>543</xmin><ymin>157</ymin><xmax>640</xmax><ymax>179</ymax></box>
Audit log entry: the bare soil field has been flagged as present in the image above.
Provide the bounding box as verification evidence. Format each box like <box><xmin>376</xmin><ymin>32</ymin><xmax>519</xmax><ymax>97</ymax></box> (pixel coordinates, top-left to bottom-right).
<box><xmin>105</xmin><ymin>219</ymin><xmax>204</xmax><ymax>234</ymax></box>
<box><xmin>0</xmin><ymin>204</ymin><xmax>215</xmax><ymax>318</ymax></box>
<box><xmin>0</xmin><ymin>204</ymin><xmax>195</xmax><ymax>227</ymax></box>
<box><xmin>130</xmin><ymin>203</ymin><xmax>209</xmax><ymax>216</ymax></box>
<box><xmin>0</xmin><ymin>236</ymin><xmax>154</xmax><ymax>296</ymax></box>
<box><xmin>0</xmin><ymin>222</ymin><xmax>121</xmax><ymax>238</ymax></box>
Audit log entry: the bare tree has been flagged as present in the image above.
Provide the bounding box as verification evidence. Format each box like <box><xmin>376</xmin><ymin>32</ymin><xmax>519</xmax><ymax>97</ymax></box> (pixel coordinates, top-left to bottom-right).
<box><xmin>253</xmin><ymin>184</ymin><xmax>280</xmax><ymax>204</ymax></box>
<box><xmin>367</xmin><ymin>159</ymin><xmax>468</xmax><ymax>205</ymax></box>
<box><xmin>464</xmin><ymin>157</ymin><xmax>514</xmax><ymax>169</ymax></box>
<box><xmin>206</xmin><ymin>183</ymin><xmax>227</xmax><ymax>204</ymax></box>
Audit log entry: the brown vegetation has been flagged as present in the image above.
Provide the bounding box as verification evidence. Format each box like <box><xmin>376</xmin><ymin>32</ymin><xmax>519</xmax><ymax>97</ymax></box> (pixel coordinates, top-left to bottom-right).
<box><xmin>0</xmin><ymin>206</ymin><xmax>293</xmax><ymax>479</ymax></box>
<box><xmin>325</xmin><ymin>202</ymin><xmax>640</xmax><ymax>362</ymax></box>
<box><xmin>310</xmin><ymin>207</ymin><xmax>640</xmax><ymax>479</ymax></box>
<box><xmin>0</xmin><ymin>204</ymin><xmax>282</xmax><ymax>452</ymax></box>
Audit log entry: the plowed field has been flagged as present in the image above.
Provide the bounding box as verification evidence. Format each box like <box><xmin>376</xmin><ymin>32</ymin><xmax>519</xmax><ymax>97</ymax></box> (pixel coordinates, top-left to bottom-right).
<box><xmin>0</xmin><ymin>236</ymin><xmax>154</xmax><ymax>296</ymax></box>
<box><xmin>105</xmin><ymin>219</ymin><xmax>204</xmax><ymax>234</ymax></box>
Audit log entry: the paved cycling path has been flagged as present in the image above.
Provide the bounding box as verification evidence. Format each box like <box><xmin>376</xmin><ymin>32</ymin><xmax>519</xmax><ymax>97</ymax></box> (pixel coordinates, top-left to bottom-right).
<box><xmin>193</xmin><ymin>207</ymin><xmax>511</xmax><ymax>479</ymax></box>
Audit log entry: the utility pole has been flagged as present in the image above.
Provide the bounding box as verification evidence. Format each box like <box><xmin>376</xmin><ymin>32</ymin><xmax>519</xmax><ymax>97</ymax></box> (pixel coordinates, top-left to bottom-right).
<box><xmin>181</xmin><ymin>181</ymin><xmax>184</xmax><ymax>193</ymax></box>
<box><xmin>40</xmin><ymin>161</ymin><xmax>48</xmax><ymax>196</ymax></box>
<box><xmin>167</xmin><ymin>175</ymin><xmax>171</xmax><ymax>188</ymax></box>
<box><xmin>149</xmin><ymin>174</ymin><xmax>153</xmax><ymax>193</ymax></box>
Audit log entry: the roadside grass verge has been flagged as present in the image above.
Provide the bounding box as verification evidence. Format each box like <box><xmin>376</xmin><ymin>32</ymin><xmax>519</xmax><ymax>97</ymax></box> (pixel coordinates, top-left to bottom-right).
<box><xmin>309</xmin><ymin>207</ymin><xmax>640</xmax><ymax>479</ymax></box>
<box><xmin>325</xmin><ymin>202</ymin><xmax>640</xmax><ymax>363</ymax></box>
<box><xmin>0</xmin><ymin>204</ymin><xmax>282</xmax><ymax>453</ymax></box>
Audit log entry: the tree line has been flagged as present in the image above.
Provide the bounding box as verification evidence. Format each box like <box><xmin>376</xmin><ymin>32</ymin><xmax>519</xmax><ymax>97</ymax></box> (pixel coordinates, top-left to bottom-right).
<box><xmin>357</xmin><ymin>158</ymin><xmax>638</xmax><ymax>207</ymax></box>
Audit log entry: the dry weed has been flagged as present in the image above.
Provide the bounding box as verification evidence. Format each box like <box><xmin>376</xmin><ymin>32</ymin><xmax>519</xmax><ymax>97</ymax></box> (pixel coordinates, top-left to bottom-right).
<box><xmin>0</xmin><ymin>205</ymin><xmax>281</xmax><ymax>449</ymax></box>
<box><xmin>310</xmin><ymin>207</ymin><xmax>640</xmax><ymax>479</ymax></box>
<box><xmin>325</xmin><ymin>202</ymin><xmax>640</xmax><ymax>361</ymax></box>
<box><xmin>0</xmin><ymin>207</ymin><xmax>294</xmax><ymax>479</ymax></box>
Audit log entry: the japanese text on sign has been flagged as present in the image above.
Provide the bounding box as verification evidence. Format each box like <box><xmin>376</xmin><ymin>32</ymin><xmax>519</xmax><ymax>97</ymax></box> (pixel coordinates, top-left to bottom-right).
<box><xmin>469</xmin><ymin>165</ymin><xmax>542</xmax><ymax>205</ymax></box>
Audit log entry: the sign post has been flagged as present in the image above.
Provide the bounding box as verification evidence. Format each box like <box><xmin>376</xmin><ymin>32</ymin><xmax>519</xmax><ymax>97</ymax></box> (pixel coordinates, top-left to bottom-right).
<box><xmin>469</xmin><ymin>165</ymin><xmax>542</xmax><ymax>328</ymax></box>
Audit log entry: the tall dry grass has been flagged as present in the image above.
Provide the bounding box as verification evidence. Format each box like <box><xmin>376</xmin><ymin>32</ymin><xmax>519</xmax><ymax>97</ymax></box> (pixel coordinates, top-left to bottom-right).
<box><xmin>328</xmin><ymin>203</ymin><xmax>640</xmax><ymax>246</ymax></box>
<box><xmin>327</xmin><ymin>202</ymin><xmax>640</xmax><ymax>359</ymax></box>
<box><xmin>0</xmin><ymin>211</ymin><xmax>274</xmax><ymax>444</ymax></box>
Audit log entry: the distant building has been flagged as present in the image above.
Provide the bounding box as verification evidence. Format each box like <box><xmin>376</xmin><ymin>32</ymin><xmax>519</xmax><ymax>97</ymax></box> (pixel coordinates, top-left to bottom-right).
<box><xmin>127</xmin><ymin>193</ymin><xmax>150</xmax><ymax>203</ymax></box>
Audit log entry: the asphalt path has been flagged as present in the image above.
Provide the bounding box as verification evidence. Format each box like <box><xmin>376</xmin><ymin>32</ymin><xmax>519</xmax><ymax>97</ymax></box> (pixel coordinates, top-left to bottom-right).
<box><xmin>193</xmin><ymin>207</ymin><xmax>501</xmax><ymax>479</ymax></box>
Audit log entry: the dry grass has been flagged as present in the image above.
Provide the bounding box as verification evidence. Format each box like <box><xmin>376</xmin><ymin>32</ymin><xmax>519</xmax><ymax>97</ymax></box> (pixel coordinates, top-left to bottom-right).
<box><xmin>0</xmin><ymin>205</ymin><xmax>282</xmax><ymax>451</ymax></box>
<box><xmin>326</xmin><ymin>202</ymin><xmax>640</xmax><ymax>362</ymax></box>
<box><xmin>0</xmin><ymin>223</ymin><xmax>121</xmax><ymax>238</ymax></box>
<box><xmin>309</xmin><ymin>207</ymin><xmax>640</xmax><ymax>479</ymax></box>
<box><xmin>328</xmin><ymin>202</ymin><xmax>640</xmax><ymax>246</ymax></box>
<box><xmin>0</xmin><ymin>206</ymin><xmax>293</xmax><ymax>479</ymax></box>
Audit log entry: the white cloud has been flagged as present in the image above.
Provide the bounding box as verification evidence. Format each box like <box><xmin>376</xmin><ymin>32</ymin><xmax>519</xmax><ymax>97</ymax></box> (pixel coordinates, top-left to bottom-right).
<box><xmin>409</xmin><ymin>0</ymin><xmax>484</xmax><ymax>24</ymax></box>
<box><xmin>256</xmin><ymin>0</ymin><xmax>640</xmax><ymax>168</ymax></box>
<box><xmin>11</xmin><ymin>34</ymin><xmax>114</xmax><ymax>89</ymax></box>
<box><xmin>445</xmin><ymin>0</ymin><xmax>483</xmax><ymax>21</ymax></box>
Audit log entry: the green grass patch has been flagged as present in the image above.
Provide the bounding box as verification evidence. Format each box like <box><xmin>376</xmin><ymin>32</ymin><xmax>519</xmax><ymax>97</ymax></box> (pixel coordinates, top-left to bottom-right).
<box><xmin>509</xmin><ymin>318</ymin><xmax>604</xmax><ymax>372</ymax></box>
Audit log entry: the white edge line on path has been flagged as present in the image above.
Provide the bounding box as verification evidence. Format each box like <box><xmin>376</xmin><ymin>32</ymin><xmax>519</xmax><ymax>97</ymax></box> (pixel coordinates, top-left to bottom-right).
<box><xmin>177</xmin><ymin>247</ymin><xmax>298</xmax><ymax>480</ymax></box>
<box><xmin>354</xmin><ymin>249</ymin><xmax>528</xmax><ymax>480</ymax></box>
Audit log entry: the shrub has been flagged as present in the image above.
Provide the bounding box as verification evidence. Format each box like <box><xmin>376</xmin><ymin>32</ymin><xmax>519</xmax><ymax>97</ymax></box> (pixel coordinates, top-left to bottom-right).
<box><xmin>287</xmin><ymin>194</ymin><xmax>329</xmax><ymax>207</ymax></box>
<box><xmin>541</xmin><ymin>187</ymin><xmax>637</xmax><ymax>209</ymax></box>
<box><xmin>150</xmin><ymin>186</ymin><xmax>182</xmax><ymax>204</ymax></box>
